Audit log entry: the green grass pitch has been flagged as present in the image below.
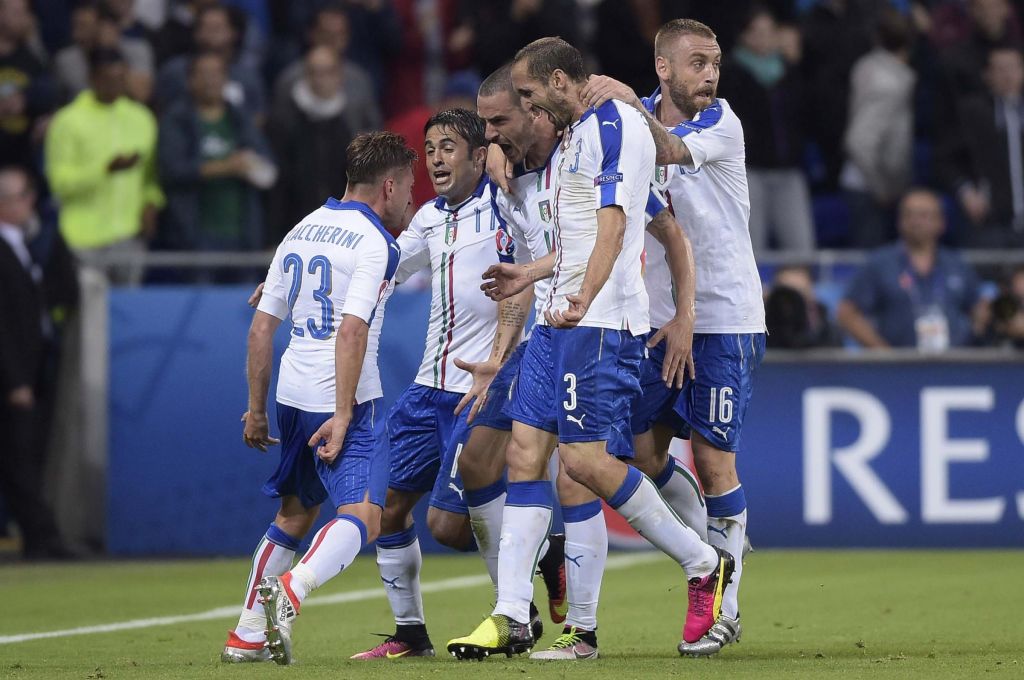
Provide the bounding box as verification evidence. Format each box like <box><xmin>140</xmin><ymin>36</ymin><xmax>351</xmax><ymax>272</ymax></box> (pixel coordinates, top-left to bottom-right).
<box><xmin>1</xmin><ymin>550</ymin><xmax>1021</xmax><ymax>679</ymax></box>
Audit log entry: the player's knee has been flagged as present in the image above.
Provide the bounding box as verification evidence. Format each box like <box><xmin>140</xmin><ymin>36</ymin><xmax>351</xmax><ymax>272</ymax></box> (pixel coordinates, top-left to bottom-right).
<box><xmin>631</xmin><ymin>448</ymin><xmax>668</xmax><ymax>478</ymax></box>
<box><xmin>505</xmin><ymin>437</ymin><xmax>546</xmax><ymax>481</ymax></box>
<box><xmin>560</xmin><ymin>449</ymin><xmax>597</xmax><ymax>489</ymax></box>
<box><xmin>427</xmin><ymin>510</ymin><xmax>472</xmax><ymax>550</ymax></box>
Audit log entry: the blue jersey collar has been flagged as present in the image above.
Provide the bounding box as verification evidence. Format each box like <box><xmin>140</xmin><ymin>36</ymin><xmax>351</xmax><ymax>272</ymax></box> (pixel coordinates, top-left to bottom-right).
<box><xmin>322</xmin><ymin>197</ymin><xmax>396</xmax><ymax>244</ymax></box>
<box><xmin>433</xmin><ymin>174</ymin><xmax>488</xmax><ymax>212</ymax></box>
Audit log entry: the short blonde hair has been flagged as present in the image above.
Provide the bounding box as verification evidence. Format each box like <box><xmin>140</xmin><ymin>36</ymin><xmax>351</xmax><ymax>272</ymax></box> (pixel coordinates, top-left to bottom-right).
<box><xmin>654</xmin><ymin>19</ymin><xmax>717</xmax><ymax>57</ymax></box>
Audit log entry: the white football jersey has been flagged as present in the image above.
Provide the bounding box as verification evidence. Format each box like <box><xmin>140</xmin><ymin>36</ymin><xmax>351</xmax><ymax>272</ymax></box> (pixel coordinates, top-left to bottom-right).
<box><xmin>258</xmin><ymin>199</ymin><xmax>400</xmax><ymax>410</ymax></box>
<box><xmin>492</xmin><ymin>142</ymin><xmax>561</xmax><ymax>322</ymax></box>
<box><xmin>641</xmin><ymin>189</ymin><xmax>676</xmax><ymax>329</ymax></box>
<box><xmin>643</xmin><ymin>91</ymin><xmax>765</xmax><ymax>334</ymax></box>
<box><xmin>396</xmin><ymin>178</ymin><xmax>501</xmax><ymax>394</ymax></box>
<box><xmin>545</xmin><ymin>99</ymin><xmax>654</xmax><ymax>333</ymax></box>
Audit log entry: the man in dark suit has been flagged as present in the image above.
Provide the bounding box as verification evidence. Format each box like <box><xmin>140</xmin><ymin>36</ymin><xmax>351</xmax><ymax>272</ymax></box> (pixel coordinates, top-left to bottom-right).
<box><xmin>0</xmin><ymin>165</ymin><xmax>71</xmax><ymax>559</ymax></box>
<box><xmin>938</xmin><ymin>46</ymin><xmax>1024</xmax><ymax>248</ymax></box>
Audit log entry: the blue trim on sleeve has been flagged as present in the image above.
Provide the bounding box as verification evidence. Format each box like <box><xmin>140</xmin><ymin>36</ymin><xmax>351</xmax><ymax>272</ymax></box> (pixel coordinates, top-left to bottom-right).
<box><xmin>706</xmin><ymin>485</ymin><xmax>747</xmax><ymax>518</ymax></box>
<box><xmin>669</xmin><ymin>100</ymin><xmax>724</xmax><ymax>139</ymax></box>
<box><xmin>561</xmin><ymin>500</ymin><xmax>603</xmax><ymax>523</ymax></box>
<box><xmin>595</xmin><ymin>100</ymin><xmax>623</xmax><ymax>208</ymax></box>
<box><xmin>645</xmin><ymin>189</ymin><xmax>667</xmax><ymax>219</ymax></box>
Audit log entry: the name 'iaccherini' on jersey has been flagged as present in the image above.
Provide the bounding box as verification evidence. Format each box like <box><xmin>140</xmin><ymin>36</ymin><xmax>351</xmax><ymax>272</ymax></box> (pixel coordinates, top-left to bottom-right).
<box><xmin>258</xmin><ymin>199</ymin><xmax>400</xmax><ymax>411</ymax></box>
<box><xmin>396</xmin><ymin>177</ymin><xmax>501</xmax><ymax>394</ymax></box>
<box><xmin>642</xmin><ymin>91</ymin><xmax>765</xmax><ymax>334</ymax></box>
<box><xmin>545</xmin><ymin>99</ymin><xmax>654</xmax><ymax>334</ymax></box>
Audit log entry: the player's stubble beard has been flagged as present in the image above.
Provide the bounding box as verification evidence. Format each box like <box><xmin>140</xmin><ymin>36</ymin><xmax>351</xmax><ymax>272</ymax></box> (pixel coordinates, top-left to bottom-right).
<box><xmin>666</xmin><ymin>74</ymin><xmax>716</xmax><ymax>120</ymax></box>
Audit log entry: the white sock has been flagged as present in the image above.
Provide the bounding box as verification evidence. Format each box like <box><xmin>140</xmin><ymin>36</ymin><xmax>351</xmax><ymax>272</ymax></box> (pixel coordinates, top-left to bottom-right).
<box><xmin>609</xmin><ymin>467</ymin><xmax>717</xmax><ymax>578</ymax></box>
<box><xmin>706</xmin><ymin>485</ymin><xmax>748</xmax><ymax>620</ymax></box>
<box><xmin>493</xmin><ymin>481</ymin><xmax>553</xmax><ymax>624</ymax></box>
<box><xmin>234</xmin><ymin>526</ymin><xmax>298</xmax><ymax>643</ymax></box>
<box><xmin>288</xmin><ymin>514</ymin><xmax>367</xmax><ymax>603</ymax></box>
<box><xmin>376</xmin><ymin>526</ymin><xmax>425</xmax><ymax>625</ymax></box>
<box><xmin>652</xmin><ymin>457</ymin><xmax>709</xmax><ymax>541</ymax></box>
<box><xmin>562</xmin><ymin>501</ymin><xmax>607</xmax><ymax>632</ymax></box>
<box><xmin>465</xmin><ymin>481</ymin><xmax>507</xmax><ymax>595</ymax></box>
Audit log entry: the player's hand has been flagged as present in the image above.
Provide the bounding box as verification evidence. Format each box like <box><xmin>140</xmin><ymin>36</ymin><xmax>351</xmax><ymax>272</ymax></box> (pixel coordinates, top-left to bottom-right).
<box><xmin>308</xmin><ymin>414</ymin><xmax>351</xmax><ymax>465</ymax></box>
<box><xmin>241</xmin><ymin>410</ymin><xmax>280</xmax><ymax>452</ymax></box>
<box><xmin>582</xmin><ymin>75</ymin><xmax>641</xmax><ymax>111</ymax></box>
<box><xmin>453</xmin><ymin>357</ymin><xmax>500</xmax><ymax>424</ymax></box>
<box><xmin>545</xmin><ymin>294</ymin><xmax>588</xmax><ymax>328</ymax></box>
<box><xmin>481</xmin><ymin>263</ymin><xmax>532</xmax><ymax>301</ymax></box>
<box><xmin>486</xmin><ymin>144</ymin><xmax>514</xmax><ymax>195</ymax></box>
<box><xmin>647</xmin><ymin>313</ymin><xmax>695</xmax><ymax>389</ymax></box>
<box><xmin>248</xmin><ymin>282</ymin><xmax>265</xmax><ymax>308</ymax></box>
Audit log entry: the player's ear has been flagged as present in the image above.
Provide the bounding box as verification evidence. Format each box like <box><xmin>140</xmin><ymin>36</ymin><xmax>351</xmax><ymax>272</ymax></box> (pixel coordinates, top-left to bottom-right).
<box><xmin>472</xmin><ymin>145</ymin><xmax>488</xmax><ymax>169</ymax></box>
<box><xmin>655</xmin><ymin>55</ymin><xmax>670</xmax><ymax>80</ymax></box>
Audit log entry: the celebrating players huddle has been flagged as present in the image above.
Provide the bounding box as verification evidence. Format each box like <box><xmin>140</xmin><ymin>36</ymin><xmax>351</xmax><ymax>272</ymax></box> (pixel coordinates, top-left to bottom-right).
<box><xmin>229</xmin><ymin>18</ymin><xmax>765</xmax><ymax>666</ymax></box>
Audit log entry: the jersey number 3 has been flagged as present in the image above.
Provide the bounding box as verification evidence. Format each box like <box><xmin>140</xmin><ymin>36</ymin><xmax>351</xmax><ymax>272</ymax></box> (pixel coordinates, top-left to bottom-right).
<box><xmin>283</xmin><ymin>253</ymin><xmax>334</xmax><ymax>340</ymax></box>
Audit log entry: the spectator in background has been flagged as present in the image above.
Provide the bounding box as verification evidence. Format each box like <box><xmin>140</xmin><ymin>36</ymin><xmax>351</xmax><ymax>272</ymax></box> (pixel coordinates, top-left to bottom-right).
<box><xmin>935</xmin><ymin>0</ymin><xmax>1021</xmax><ymax>114</ymax></box>
<box><xmin>384</xmin><ymin>0</ymin><xmax>461</xmax><ymax>116</ymax></box>
<box><xmin>268</xmin><ymin>46</ymin><xmax>355</xmax><ymax>242</ymax></box>
<box><xmin>840</xmin><ymin>8</ymin><xmax>916</xmax><ymax>248</ymax></box>
<box><xmin>452</xmin><ymin>0</ymin><xmax>580</xmax><ymax>80</ymax></box>
<box><xmin>986</xmin><ymin>266</ymin><xmax>1024</xmax><ymax>347</ymax></box>
<box><xmin>53</xmin><ymin>4</ymin><xmax>155</xmax><ymax>104</ymax></box>
<box><xmin>158</xmin><ymin>51</ymin><xmax>274</xmax><ymax>255</ymax></box>
<box><xmin>45</xmin><ymin>49</ymin><xmax>163</xmax><ymax>285</ymax></box>
<box><xmin>153</xmin><ymin>0</ymin><xmax>265</xmax><ymax>69</ymax></box>
<box><xmin>271</xmin><ymin>3</ymin><xmax>380</xmax><ymax>133</ymax></box>
<box><xmin>765</xmin><ymin>265</ymin><xmax>841</xmax><ymax>349</ymax></box>
<box><xmin>720</xmin><ymin>6</ymin><xmax>815</xmax><ymax>254</ymax></box>
<box><xmin>938</xmin><ymin>46</ymin><xmax>1024</xmax><ymax>247</ymax></box>
<box><xmin>0</xmin><ymin>166</ymin><xmax>74</xmax><ymax>560</ymax></box>
<box><xmin>0</xmin><ymin>0</ymin><xmax>54</xmax><ymax>171</ymax></box>
<box><xmin>156</xmin><ymin>4</ymin><xmax>265</xmax><ymax>115</ymax></box>
<box><xmin>283</xmin><ymin>0</ymin><xmax>401</xmax><ymax>98</ymax></box>
<box><xmin>837</xmin><ymin>188</ymin><xmax>987</xmax><ymax>350</ymax></box>
<box><xmin>800</xmin><ymin>0</ymin><xmax>873</xmax><ymax>190</ymax></box>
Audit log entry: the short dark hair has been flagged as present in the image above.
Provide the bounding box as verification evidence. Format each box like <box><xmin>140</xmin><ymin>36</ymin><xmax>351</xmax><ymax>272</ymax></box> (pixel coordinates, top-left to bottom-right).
<box><xmin>423</xmin><ymin>108</ymin><xmax>487</xmax><ymax>150</ymax></box>
<box><xmin>875</xmin><ymin>7</ymin><xmax>913</xmax><ymax>53</ymax></box>
<box><xmin>311</xmin><ymin>1</ymin><xmax>349</xmax><ymax>28</ymax></box>
<box><xmin>346</xmin><ymin>131</ymin><xmax>418</xmax><ymax>186</ymax></box>
<box><xmin>479</xmin><ymin>63</ymin><xmax>518</xmax><ymax>101</ymax></box>
<box><xmin>513</xmin><ymin>37</ymin><xmax>586</xmax><ymax>84</ymax></box>
<box><xmin>655</xmin><ymin>19</ymin><xmax>717</xmax><ymax>57</ymax></box>
<box><xmin>88</xmin><ymin>47</ymin><xmax>125</xmax><ymax>72</ymax></box>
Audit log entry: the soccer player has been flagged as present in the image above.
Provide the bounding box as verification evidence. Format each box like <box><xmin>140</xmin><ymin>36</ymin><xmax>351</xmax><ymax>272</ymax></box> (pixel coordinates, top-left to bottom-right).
<box><xmin>583</xmin><ymin>18</ymin><xmax>768</xmax><ymax>655</ymax></box>
<box><xmin>224</xmin><ymin>131</ymin><xmax>416</xmax><ymax>665</ymax></box>
<box><xmin>447</xmin><ymin>37</ymin><xmax>733</xmax><ymax>661</ymax></box>
<box><xmin>470</xmin><ymin>63</ymin><xmax>703</xmax><ymax>661</ymax></box>
<box><xmin>349</xmin><ymin>109</ymin><xmax>506</xmax><ymax>660</ymax></box>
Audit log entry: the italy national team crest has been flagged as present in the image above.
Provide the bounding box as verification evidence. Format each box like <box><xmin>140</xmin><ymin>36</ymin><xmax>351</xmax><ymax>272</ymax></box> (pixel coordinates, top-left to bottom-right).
<box><xmin>538</xmin><ymin>200</ymin><xmax>552</xmax><ymax>223</ymax></box>
<box><xmin>655</xmin><ymin>165</ymin><xmax>668</xmax><ymax>185</ymax></box>
<box><xmin>444</xmin><ymin>216</ymin><xmax>458</xmax><ymax>245</ymax></box>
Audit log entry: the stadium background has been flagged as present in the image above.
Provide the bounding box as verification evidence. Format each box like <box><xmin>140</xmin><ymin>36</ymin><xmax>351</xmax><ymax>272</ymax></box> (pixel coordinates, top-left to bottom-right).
<box><xmin>1</xmin><ymin>0</ymin><xmax>1022</xmax><ymax>559</ymax></box>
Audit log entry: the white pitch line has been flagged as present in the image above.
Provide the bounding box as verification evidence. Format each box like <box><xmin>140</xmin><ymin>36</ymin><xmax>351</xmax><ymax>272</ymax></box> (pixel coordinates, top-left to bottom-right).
<box><xmin>0</xmin><ymin>552</ymin><xmax>661</xmax><ymax>645</ymax></box>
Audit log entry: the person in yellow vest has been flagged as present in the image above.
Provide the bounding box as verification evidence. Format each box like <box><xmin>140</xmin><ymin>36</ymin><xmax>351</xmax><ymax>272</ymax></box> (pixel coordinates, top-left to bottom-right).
<box><xmin>44</xmin><ymin>47</ymin><xmax>164</xmax><ymax>285</ymax></box>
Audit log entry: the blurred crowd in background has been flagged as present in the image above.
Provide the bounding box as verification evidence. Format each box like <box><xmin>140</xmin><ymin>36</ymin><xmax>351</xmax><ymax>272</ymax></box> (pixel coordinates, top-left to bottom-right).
<box><xmin>3</xmin><ymin>0</ymin><xmax>1024</xmax><ymax>559</ymax></box>
<box><xmin>1</xmin><ymin>0</ymin><xmax>1024</xmax><ymax>349</ymax></box>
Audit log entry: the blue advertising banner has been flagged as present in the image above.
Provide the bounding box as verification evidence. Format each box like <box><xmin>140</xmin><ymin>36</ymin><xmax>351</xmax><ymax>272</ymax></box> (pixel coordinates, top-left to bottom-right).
<box><xmin>106</xmin><ymin>287</ymin><xmax>1024</xmax><ymax>554</ymax></box>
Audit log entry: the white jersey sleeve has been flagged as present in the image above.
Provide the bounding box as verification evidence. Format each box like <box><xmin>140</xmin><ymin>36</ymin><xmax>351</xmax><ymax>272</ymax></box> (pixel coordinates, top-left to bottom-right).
<box><xmin>672</xmin><ymin>100</ymin><xmax>744</xmax><ymax>172</ymax></box>
<box><xmin>394</xmin><ymin>209</ymin><xmax>431</xmax><ymax>284</ymax></box>
<box><xmin>341</xmin><ymin>235</ymin><xmax>394</xmax><ymax>323</ymax></box>
<box><xmin>257</xmin><ymin>242</ymin><xmax>293</xmax><ymax>321</ymax></box>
